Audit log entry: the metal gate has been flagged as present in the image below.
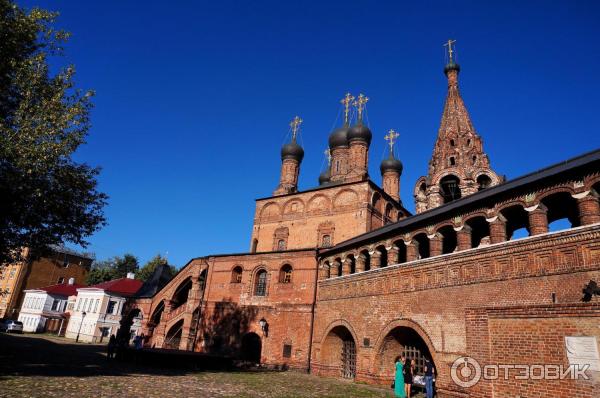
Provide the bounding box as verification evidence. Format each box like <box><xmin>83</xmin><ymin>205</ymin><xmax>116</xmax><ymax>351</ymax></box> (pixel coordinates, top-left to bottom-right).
<box><xmin>402</xmin><ymin>343</ymin><xmax>426</xmax><ymax>375</ymax></box>
<box><xmin>341</xmin><ymin>339</ymin><xmax>356</xmax><ymax>379</ymax></box>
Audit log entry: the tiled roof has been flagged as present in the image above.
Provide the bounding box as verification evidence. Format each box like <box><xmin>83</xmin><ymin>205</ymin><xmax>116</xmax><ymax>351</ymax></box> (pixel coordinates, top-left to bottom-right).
<box><xmin>88</xmin><ymin>278</ymin><xmax>143</xmax><ymax>296</ymax></box>
<box><xmin>41</xmin><ymin>283</ymin><xmax>86</xmax><ymax>297</ymax></box>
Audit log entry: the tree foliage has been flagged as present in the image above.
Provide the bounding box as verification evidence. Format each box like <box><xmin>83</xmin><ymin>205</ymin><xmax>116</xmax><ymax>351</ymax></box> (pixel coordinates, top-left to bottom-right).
<box><xmin>85</xmin><ymin>254</ymin><xmax>139</xmax><ymax>285</ymax></box>
<box><xmin>136</xmin><ymin>254</ymin><xmax>177</xmax><ymax>282</ymax></box>
<box><xmin>0</xmin><ymin>0</ymin><xmax>107</xmax><ymax>265</ymax></box>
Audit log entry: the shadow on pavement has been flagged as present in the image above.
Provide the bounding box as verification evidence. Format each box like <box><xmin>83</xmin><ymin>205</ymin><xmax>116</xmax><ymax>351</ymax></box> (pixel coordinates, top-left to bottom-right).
<box><xmin>0</xmin><ymin>333</ymin><xmax>269</xmax><ymax>379</ymax></box>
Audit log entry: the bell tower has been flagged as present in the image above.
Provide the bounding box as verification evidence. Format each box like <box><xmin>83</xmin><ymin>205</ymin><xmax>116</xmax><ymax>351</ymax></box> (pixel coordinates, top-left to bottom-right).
<box><xmin>414</xmin><ymin>40</ymin><xmax>501</xmax><ymax>213</ymax></box>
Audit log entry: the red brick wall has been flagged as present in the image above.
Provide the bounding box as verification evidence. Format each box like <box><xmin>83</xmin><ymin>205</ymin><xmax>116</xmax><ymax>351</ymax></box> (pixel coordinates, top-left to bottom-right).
<box><xmin>312</xmin><ymin>225</ymin><xmax>600</xmax><ymax>396</ymax></box>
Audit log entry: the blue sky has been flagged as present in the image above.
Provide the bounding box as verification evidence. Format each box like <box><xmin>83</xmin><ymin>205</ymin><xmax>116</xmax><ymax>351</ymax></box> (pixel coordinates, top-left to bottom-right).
<box><xmin>21</xmin><ymin>0</ymin><xmax>600</xmax><ymax>267</ymax></box>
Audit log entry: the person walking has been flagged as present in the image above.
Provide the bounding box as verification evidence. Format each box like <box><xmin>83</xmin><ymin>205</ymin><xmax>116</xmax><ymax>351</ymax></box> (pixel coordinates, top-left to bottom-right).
<box><xmin>404</xmin><ymin>358</ymin><xmax>414</xmax><ymax>397</ymax></box>
<box><xmin>107</xmin><ymin>334</ymin><xmax>116</xmax><ymax>359</ymax></box>
<box><xmin>394</xmin><ymin>356</ymin><xmax>406</xmax><ymax>397</ymax></box>
<box><xmin>424</xmin><ymin>357</ymin><xmax>435</xmax><ymax>398</ymax></box>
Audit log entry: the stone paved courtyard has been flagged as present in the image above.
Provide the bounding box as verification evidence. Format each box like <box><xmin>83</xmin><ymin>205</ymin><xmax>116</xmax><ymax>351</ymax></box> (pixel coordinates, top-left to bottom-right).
<box><xmin>0</xmin><ymin>333</ymin><xmax>417</xmax><ymax>398</ymax></box>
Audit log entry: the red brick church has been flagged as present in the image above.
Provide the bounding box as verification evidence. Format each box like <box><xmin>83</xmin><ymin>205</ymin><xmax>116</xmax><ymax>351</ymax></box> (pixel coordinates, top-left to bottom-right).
<box><xmin>129</xmin><ymin>45</ymin><xmax>600</xmax><ymax>397</ymax></box>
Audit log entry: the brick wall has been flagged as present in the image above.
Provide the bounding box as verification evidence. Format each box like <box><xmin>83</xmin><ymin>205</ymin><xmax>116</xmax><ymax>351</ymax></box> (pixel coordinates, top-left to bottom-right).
<box><xmin>312</xmin><ymin>225</ymin><xmax>600</xmax><ymax>396</ymax></box>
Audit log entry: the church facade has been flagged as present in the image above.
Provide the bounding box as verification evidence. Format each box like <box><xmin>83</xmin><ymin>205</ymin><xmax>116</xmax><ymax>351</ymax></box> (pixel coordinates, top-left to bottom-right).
<box><xmin>130</xmin><ymin>48</ymin><xmax>600</xmax><ymax>397</ymax></box>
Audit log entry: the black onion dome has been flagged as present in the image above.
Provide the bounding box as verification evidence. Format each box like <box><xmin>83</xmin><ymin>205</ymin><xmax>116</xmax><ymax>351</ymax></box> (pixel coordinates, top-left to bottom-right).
<box><xmin>444</xmin><ymin>61</ymin><xmax>461</xmax><ymax>75</ymax></box>
<box><xmin>281</xmin><ymin>141</ymin><xmax>304</xmax><ymax>162</ymax></box>
<box><xmin>380</xmin><ymin>153</ymin><xmax>403</xmax><ymax>174</ymax></box>
<box><xmin>347</xmin><ymin>122</ymin><xmax>372</xmax><ymax>145</ymax></box>
<box><xmin>328</xmin><ymin>125</ymin><xmax>350</xmax><ymax>149</ymax></box>
<box><xmin>318</xmin><ymin>168</ymin><xmax>331</xmax><ymax>185</ymax></box>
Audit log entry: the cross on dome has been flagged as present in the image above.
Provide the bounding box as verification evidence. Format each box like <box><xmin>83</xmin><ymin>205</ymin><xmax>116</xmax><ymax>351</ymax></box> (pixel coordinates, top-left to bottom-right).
<box><xmin>353</xmin><ymin>93</ymin><xmax>369</xmax><ymax>121</ymax></box>
<box><xmin>384</xmin><ymin>129</ymin><xmax>399</xmax><ymax>153</ymax></box>
<box><xmin>340</xmin><ymin>93</ymin><xmax>355</xmax><ymax>125</ymax></box>
<box><xmin>444</xmin><ymin>39</ymin><xmax>457</xmax><ymax>63</ymax></box>
<box><xmin>289</xmin><ymin>116</ymin><xmax>302</xmax><ymax>140</ymax></box>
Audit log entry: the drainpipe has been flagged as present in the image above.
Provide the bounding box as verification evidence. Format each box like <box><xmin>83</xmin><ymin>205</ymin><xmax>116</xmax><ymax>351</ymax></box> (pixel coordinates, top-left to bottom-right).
<box><xmin>307</xmin><ymin>248</ymin><xmax>320</xmax><ymax>373</ymax></box>
<box><xmin>190</xmin><ymin>260</ymin><xmax>209</xmax><ymax>351</ymax></box>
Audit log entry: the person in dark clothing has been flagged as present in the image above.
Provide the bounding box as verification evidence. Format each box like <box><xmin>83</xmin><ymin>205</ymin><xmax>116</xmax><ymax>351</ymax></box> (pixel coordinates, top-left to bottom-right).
<box><xmin>424</xmin><ymin>357</ymin><xmax>435</xmax><ymax>398</ymax></box>
<box><xmin>403</xmin><ymin>358</ymin><xmax>414</xmax><ymax>397</ymax></box>
<box><xmin>107</xmin><ymin>334</ymin><xmax>116</xmax><ymax>359</ymax></box>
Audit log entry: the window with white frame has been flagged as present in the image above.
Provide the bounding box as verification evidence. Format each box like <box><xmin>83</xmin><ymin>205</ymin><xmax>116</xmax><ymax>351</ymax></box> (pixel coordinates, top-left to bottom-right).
<box><xmin>106</xmin><ymin>300</ymin><xmax>116</xmax><ymax>314</ymax></box>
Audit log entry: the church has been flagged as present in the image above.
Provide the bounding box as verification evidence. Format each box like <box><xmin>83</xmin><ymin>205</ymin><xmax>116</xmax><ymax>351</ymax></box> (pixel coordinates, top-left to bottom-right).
<box><xmin>129</xmin><ymin>43</ymin><xmax>600</xmax><ymax>397</ymax></box>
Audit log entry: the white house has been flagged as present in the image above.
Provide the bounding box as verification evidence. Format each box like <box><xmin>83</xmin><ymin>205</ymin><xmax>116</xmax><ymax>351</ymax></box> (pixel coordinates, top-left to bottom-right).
<box><xmin>65</xmin><ymin>273</ymin><xmax>142</xmax><ymax>343</ymax></box>
<box><xmin>18</xmin><ymin>278</ymin><xmax>83</xmax><ymax>334</ymax></box>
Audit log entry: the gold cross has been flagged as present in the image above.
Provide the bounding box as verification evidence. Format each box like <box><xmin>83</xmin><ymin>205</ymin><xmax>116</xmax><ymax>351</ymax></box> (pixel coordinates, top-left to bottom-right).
<box><xmin>324</xmin><ymin>148</ymin><xmax>331</xmax><ymax>165</ymax></box>
<box><xmin>340</xmin><ymin>93</ymin><xmax>355</xmax><ymax>125</ymax></box>
<box><xmin>289</xmin><ymin>116</ymin><xmax>302</xmax><ymax>140</ymax></box>
<box><xmin>384</xmin><ymin>129</ymin><xmax>399</xmax><ymax>152</ymax></box>
<box><xmin>444</xmin><ymin>39</ymin><xmax>456</xmax><ymax>63</ymax></box>
<box><xmin>353</xmin><ymin>93</ymin><xmax>369</xmax><ymax>121</ymax></box>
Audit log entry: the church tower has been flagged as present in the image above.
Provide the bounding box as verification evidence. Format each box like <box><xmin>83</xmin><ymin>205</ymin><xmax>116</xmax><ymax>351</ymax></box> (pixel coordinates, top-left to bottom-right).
<box><xmin>347</xmin><ymin>93</ymin><xmax>372</xmax><ymax>181</ymax></box>
<box><xmin>414</xmin><ymin>40</ymin><xmax>501</xmax><ymax>213</ymax></box>
<box><xmin>380</xmin><ymin>129</ymin><xmax>403</xmax><ymax>202</ymax></box>
<box><xmin>274</xmin><ymin>116</ymin><xmax>304</xmax><ymax>196</ymax></box>
<box><xmin>328</xmin><ymin>95</ymin><xmax>352</xmax><ymax>182</ymax></box>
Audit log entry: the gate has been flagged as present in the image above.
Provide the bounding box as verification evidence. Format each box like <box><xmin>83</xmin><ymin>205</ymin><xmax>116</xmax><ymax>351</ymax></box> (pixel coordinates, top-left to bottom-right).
<box><xmin>341</xmin><ymin>339</ymin><xmax>356</xmax><ymax>379</ymax></box>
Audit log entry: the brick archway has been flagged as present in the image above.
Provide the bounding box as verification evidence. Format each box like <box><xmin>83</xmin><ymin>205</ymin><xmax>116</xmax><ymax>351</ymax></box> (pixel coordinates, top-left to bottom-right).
<box><xmin>318</xmin><ymin>319</ymin><xmax>359</xmax><ymax>379</ymax></box>
<box><xmin>371</xmin><ymin>319</ymin><xmax>437</xmax><ymax>379</ymax></box>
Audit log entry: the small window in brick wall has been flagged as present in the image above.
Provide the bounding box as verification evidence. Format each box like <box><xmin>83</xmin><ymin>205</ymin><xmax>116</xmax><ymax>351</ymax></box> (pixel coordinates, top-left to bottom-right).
<box><xmin>277</xmin><ymin>239</ymin><xmax>286</xmax><ymax>251</ymax></box>
<box><xmin>254</xmin><ymin>270</ymin><xmax>268</xmax><ymax>296</ymax></box>
<box><xmin>231</xmin><ymin>266</ymin><xmax>243</xmax><ymax>283</ymax></box>
<box><xmin>279</xmin><ymin>264</ymin><xmax>292</xmax><ymax>283</ymax></box>
<box><xmin>283</xmin><ymin>344</ymin><xmax>292</xmax><ymax>358</ymax></box>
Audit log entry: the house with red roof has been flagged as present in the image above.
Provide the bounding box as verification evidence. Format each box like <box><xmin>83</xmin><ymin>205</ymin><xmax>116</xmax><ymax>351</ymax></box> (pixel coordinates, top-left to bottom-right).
<box><xmin>65</xmin><ymin>273</ymin><xmax>143</xmax><ymax>343</ymax></box>
<box><xmin>18</xmin><ymin>278</ymin><xmax>85</xmax><ymax>334</ymax></box>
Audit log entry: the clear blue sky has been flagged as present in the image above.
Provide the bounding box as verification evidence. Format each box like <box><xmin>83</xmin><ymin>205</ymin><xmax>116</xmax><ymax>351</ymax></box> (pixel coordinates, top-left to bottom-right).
<box><xmin>21</xmin><ymin>0</ymin><xmax>600</xmax><ymax>268</ymax></box>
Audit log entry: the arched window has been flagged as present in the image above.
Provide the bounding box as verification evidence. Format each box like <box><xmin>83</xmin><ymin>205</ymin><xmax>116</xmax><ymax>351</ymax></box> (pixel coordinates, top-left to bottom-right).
<box><xmin>450</xmin><ymin>139</ymin><xmax>455</xmax><ymax>146</ymax></box>
<box><xmin>277</xmin><ymin>239</ymin><xmax>286</xmax><ymax>251</ymax></box>
<box><xmin>449</xmin><ymin>157</ymin><xmax>456</xmax><ymax>166</ymax></box>
<box><xmin>477</xmin><ymin>174</ymin><xmax>492</xmax><ymax>191</ymax></box>
<box><xmin>231</xmin><ymin>266</ymin><xmax>243</xmax><ymax>283</ymax></box>
<box><xmin>254</xmin><ymin>270</ymin><xmax>268</xmax><ymax>296</ymax></box>
<box><xmin>279</xmin><ymin>264</ymin><xmax>292</xmax><ymax>283</ymax></box>
<box><xmin>440</xmin><ymin>175</ymin><xmax>461</xmax><ymax>203</ymax></box>
<box><xmin>251</xmin><ymin>239</ymin><xmax>258</xmax><ymax>253</ymax></box>
<box><xmin>322</xmin><ymin>234</ymin><xmax>332</xmax><ymax>247</ymax></box>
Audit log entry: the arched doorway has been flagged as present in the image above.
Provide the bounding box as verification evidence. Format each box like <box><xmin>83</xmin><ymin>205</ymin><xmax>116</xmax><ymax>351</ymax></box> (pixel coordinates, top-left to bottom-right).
<box><xmin>322</xmin><ymin>325</ymin><xmax>357</xmax><ymax>379</ymax></box>
<box><xmin>165</xmin><ymin>319</ymin><xmax>184</xmax><ymax>350</ymax></box>
<box><xmin>241</xmin><ymin>332</ymin><xmax>262</xmax><ymax>363</ymax></box>
<box><xmin>375</xmin><ymin>325</ymin><xmax>434</xmax><ymax>382</ymax></box>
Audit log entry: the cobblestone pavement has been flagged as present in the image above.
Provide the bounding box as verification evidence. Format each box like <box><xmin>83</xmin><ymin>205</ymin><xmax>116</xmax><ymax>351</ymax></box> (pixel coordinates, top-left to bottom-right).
<box><xmin>0</xmin><ymin>333</ymin><xmax>416</xmax><ymax>398</ymax></box>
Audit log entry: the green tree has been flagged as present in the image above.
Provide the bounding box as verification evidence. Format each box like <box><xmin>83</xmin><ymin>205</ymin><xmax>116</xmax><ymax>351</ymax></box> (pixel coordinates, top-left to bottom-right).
<box><xmin>85</xmin><ymin>254</ymin><xmax>139</xmax><ymax>285</ymax></box>
<box><xmin>113</xmin><ymin>253</ymin><xmax>139</xmax><ymax>278</ymax></box>
<box><xmin>0</xmin><ymin>0</ymin><xmax>107</xmax><ymax>265</ymax></box>
<box><xmin>86</xmin><ymin>267</ymin><xmax>113</xmax><ymax>285</ymax></box>
<box><xmin>137</xmin><ymin>254</ymin><xmax>177</xmax><ymax>282</ymax></box>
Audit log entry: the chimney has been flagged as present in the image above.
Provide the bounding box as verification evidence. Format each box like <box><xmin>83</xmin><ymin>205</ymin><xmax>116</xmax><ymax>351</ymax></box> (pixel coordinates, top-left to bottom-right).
<box><xmin>126</xmin><ymin>272</ymin><xmax>135</xmax><ymax>279</ymax></box>
<box><xmin>68</xmin><ymin>277</ymin><xmax>75</xmax><ymax>285</ymax></box>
